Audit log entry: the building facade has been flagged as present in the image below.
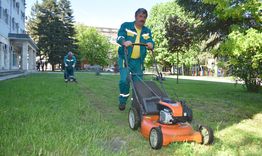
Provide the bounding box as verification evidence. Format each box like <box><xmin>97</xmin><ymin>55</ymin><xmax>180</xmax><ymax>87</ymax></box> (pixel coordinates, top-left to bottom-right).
<box><xmin>95</xmin><ymin>27</ymin><xmax>118</xmax><ymax>45</ymax></box>
<box><xmin>0</xmin><ymin>0</ymin><xmax>37</xmax><ymax>71</ymax></box>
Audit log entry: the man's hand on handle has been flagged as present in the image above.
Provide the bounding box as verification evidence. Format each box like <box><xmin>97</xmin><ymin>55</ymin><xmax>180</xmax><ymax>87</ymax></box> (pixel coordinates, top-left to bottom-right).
<box><xmin>146</xmin><ymin>42</ymin><xmax>153</xmax><ymax>50</ymax></box>
<box><xmin>123</xmin><ymin>41</ymin><xmax>133</xmax><ymax>47</ymax></box>
<box><xmin>123</xmin><ymin>41</ymin><xmax>153</xmax><ymax>50</ymax></box>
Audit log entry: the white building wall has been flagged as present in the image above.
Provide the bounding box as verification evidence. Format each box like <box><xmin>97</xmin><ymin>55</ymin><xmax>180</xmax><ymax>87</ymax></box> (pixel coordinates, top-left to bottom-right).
<box><xmin>0</xmin><ymin>0</ymin><xmax>25</xmax><ymax>36</ymax></box>
<box><xmin>9</xmin><ymin>0</ymin><xmax>26</xmax><ymax>34</ymax></box>
<box><xmin>21</xmin><ymin>42</ymin><xmax>27</xmax><ymax>70</ymax></box>
<box><xmin>0</xmin><ymin>0</ymin><xmax>10</xmax><ymax>38</ymax></box>
<box><xmin>0</xmin><ymin>0</ymin><xmax>32</xmax><ymax>71</ymax></box>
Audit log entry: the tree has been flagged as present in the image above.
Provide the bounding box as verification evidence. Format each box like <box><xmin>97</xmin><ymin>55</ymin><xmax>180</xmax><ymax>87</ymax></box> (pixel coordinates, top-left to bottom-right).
<box><xmin>165</xmin><ymin>16</ymin><xmax>195</xmax><ymax>83</ymax></box>
<box><xmin>146</xmin><ymin>1</ymin><xmax>200</xmax><ymax>74</ymax></box>
<box><xmin>38</xmin><ymin>0</ymin><xmax>66</xmax><ymax>71</ymax></box>
<box><xmin>75</xmin><ymin>24</ymin><xmax>112</xmax><ymax>67</ymax></box>
<box><xmin>146</xmin><ymin>1</ymin><xmax>182</xmax><ymax>67</ymax></box>
<box><xmin>218</xmin><ymin>28</ymin><xmax>262</xmax><ymax>92</ymax></box>
<box><xmin>58</xmin><ymin>0</ymin><xmax>77</xmax><ymax>58</ymax></box>
<box><xmin>199</xmin><ymin>0</ymin><xmax>262</xmax><ymax>92</ymax></box>
<box><xmin>26</xmin><ymin>1</ymin><xmax>41</xmax><ymax>56</ymax></box>
<box><xmin>177</xmin><ymin>0</ymin><xmax>261</xmax><ymax>48</ymax></box>
<box><xmin>27</xmin><ymin>0</ymin><xmax>76</xmax><ymax>71</ymax></box>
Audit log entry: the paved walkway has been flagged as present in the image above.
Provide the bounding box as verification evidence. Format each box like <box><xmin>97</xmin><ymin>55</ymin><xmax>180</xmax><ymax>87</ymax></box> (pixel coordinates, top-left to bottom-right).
<box><xmin>0</xmin><ymin>71</ymin><xmax>242</xmax><ymax>84</ymax></box>
<box><xmin>0</xmin><ymin>73</ymin><xmax>26</xmax><ymax>81</ymax></box>
<box><xmin>165</xmin><ymin>75</ymin><xmax>241</xmax><ymax>84</ymax></box>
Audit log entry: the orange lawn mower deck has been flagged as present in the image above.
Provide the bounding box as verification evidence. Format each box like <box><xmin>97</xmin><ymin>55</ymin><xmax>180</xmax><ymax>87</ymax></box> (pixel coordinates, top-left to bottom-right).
<box><xmin>141</xmin><ymin>115</ymin><xmax>202</xmax><ymax>146</ymax></box>
<box><xmin>125</xmin><ymin>43</ymin><xmax>214</xmax><ymax>149</ymax></box>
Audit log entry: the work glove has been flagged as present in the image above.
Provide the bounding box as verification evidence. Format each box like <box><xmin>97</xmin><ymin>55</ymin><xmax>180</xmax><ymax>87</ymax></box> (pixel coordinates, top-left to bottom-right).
<box><xmin>65</xmin><ymin>64</ymin><xmax>68</xmax><ymax>67</ymax></box>
<box><xmin>72</xmin><ymin>64</ymin><xmax>75</xmax><ymax>68</ymax></box>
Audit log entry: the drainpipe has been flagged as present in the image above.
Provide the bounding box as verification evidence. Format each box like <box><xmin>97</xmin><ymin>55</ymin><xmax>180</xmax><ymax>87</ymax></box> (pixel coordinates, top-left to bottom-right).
<box><xmin>9</xmin><ymin>0</ymin><xmax>12</xmax><ymax>70</ymax></box>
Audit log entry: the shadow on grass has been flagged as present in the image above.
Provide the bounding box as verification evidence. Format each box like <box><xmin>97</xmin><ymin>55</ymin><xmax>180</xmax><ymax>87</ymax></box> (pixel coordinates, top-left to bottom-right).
<box><xmin>159</xmin><ymin>79</ymin><xmax>262</xmax><ymax>131</ymax></box>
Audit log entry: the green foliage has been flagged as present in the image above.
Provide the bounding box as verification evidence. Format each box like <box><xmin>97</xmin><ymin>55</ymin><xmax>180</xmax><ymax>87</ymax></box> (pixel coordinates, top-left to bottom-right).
<box><xmin>218</xmin><ymin>28</ymin><xmax>262</xmax><ymax>92</ymax></box>
<box><xmin>176</xmin><ymin>0</ymin><xmax>262</xmax><ymax>92</ymax></box>
<box><xmin>203</xmin><ymin>0</ymin><xmax>262</xmax><ymax>22</ymax></box>
<box><xmin>58</xmin><ymin>0</ymin><xmax>77</xmax><ymax>56</ymax></box>
<box><xmin>27</xmin><ymin>0</ymin><xmax>76</xmax><ymax>70</ymax></box>
<box><xmin>177</xmin><ymin>0</ymin><xmax>261</xmax><ymax>49</ymax></box>
<box><xmin>176</xmin><ymin>0</ymin><xmax>227</xmax><ymax>39</ymax></box>
<box><xmin>165</xmin><ymin>16</ymin><xmax>194</xmax><ymax>51</ymax></box>
<box><xmin>108</xmin><ymin>44</ymin><xmax>119</xmax><ymax>66</ymax></box>
<box><xmin>196</xmin><ymin>0</ymin><xmax>262</xmax><ymax>92</ymax></box>
<box><xmin>75</xmin><ymin>24</ymin><xmax>112</xmax><ymax>66</ymax></box>
<box><xmin>182</xmin><ymin>46</ymin><xmax>199</xmax><ymax>67</ymax></box>
<box><xmin>146</xmin><ymin>1</ymin><xmax>199</xmax><ymax>67</ymax></box>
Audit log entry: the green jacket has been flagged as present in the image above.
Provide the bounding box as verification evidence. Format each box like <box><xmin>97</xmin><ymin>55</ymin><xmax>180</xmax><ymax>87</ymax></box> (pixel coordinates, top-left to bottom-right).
<box><xmin>117</xmin><ymin>21</ymin><xmax>154</xmax><ymax>68</ymax></box>
<box><xmin>64</xmin><ymin>54</ymin><xmax>76</xmax><ymax>68</ymax></box>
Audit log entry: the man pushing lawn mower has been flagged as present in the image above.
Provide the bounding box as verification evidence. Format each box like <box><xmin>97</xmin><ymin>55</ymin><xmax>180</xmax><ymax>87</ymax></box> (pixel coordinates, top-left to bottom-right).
<box><xmin>117</xmin><ymin>8</ymin><xmax>154</xmax><ymax>111</ymax></box>
<box><xmin>116</xmin><ymin>8</ymin><xmax>214</xmax><ymax>149</ymax></box>
<box><xmin>64</xmin><ymin>51</ymin><xmax>77</xmax><ymax>82</ymax></box>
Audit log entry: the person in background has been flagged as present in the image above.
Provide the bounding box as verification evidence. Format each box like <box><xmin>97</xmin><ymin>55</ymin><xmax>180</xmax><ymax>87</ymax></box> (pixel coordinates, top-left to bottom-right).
<box><xmin>64</xmin><ymin>51</ymin><xmax>76</xmax><ymax>82</ymax></box>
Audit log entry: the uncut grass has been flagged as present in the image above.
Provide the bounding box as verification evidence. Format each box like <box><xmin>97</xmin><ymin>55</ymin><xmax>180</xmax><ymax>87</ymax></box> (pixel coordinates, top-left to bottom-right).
<box><xmin>0</xmin><ymin>73</ymin><xmax>261</xmax><ymax>155</ymax></box>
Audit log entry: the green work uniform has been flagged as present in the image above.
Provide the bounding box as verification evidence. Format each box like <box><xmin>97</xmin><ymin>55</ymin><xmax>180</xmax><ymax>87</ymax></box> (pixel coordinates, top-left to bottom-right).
<box><xmin>64</xmin><ymin>54</ymin><xmax>76</xmax><ymax>79</ymax></box>
<box><xmin>116</xmin><ymin>21</ymin><xmax>154</xmax><ymax>105</ymax></box>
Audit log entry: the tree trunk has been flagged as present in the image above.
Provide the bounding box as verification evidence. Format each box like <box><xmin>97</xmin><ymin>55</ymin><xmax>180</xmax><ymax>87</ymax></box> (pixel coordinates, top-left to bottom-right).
<box><xmin>176</xmin><ymin>51</ymin><xmax>179</xmax><ymax>84</ymax></box>
<box><xmin>196</xmin><ymin>59</ymin><xmax>200</xmax><ymax>76</ymax></box>
<box><xmin>52</xmin><ymin>64</ymin><xmax>55</xmax><ymax>71</ymax></box>
<box><xmin>182</xmin><ymin>64</ymin><xmax>185</xmax><ymax>76</ymax></box>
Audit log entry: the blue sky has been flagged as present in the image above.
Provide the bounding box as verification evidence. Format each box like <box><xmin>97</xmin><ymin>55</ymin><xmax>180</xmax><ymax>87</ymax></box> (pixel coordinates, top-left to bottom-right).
<box><xmin>26</xmin><ymin>0</ymin><xmax>170</xmax><ymax>28</ymax></box>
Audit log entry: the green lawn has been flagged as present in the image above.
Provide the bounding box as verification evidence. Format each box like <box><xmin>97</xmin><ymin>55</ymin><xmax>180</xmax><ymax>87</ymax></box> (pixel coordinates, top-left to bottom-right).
<box><xmin>0</xmin><ymin>73</ymin><xmax>261</xmax><ymax>156</ymax></box>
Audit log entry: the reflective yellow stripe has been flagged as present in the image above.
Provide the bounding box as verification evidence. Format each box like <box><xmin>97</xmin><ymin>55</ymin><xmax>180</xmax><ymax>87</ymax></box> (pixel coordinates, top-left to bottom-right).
<box><xmin>120</xmin><ymin>94</ymin><xmax>130</xmax><ymax>97</ymax></box>
<box><xmin>142</xmin><ymin>33</ymin><xmax>150</xmax><ymax>40</ymax></box>
<box><xmin>131</xmin><ymin>26</ymin><xmax>141</xmax><ymax>59</ymax></box>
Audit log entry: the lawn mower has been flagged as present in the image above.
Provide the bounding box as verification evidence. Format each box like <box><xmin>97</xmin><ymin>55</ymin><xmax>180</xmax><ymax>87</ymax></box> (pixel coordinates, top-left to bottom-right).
<box><xmin>66</xmin><ymin>75</ymin><xmax>77</xmax><ymax>83</ymax></box>
<box><xmin>64</xmin><ymin>66</ymin><xmax>77</xmax><ymax>83</ymax></box>
<box><xmin>153</xmin><ymin>72</ymin><xmax>166</xmax><ymax>81</ymax></box>
<box><xmin>125</xmin><ymin>43</ymin><xmax>214</xmax><ymax>149</ymax></box>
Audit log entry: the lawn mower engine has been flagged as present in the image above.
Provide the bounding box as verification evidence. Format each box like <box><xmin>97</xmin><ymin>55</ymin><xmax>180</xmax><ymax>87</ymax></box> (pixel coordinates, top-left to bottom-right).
<box><xmin>159</xmin><ymin>100</ymin><xmax>192</xmax><ymax>124</ymax></box>
<box><xmin>159</xmin><ymin>108</ymin><xmax>174</xmax><ymax>124</ymax></box>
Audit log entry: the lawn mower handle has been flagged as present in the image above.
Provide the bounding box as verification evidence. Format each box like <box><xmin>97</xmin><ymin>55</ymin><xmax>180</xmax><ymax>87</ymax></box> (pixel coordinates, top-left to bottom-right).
<box><xmin>124</xmin><ymin>43</ymin><xmax>169</xmax><ymax>97</ymax></box>
<box><xmin>132</xmin><ymin>43</ymin><xmax>148</xmax><ymax>47</ymax></box>
<box><xmin>123</xmin><ymin>42</ymin><xmax>154</xmax><ymax>65</ymax></box>
<box><xmin>131</xmin><ymin>43</ymin><xmax>154</xmax><ymax>53</ymax></box>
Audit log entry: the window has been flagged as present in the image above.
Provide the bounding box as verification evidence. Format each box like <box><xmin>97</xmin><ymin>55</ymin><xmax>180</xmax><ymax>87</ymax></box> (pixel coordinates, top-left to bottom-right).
<box><xmin>22</xmin><ymin>0</ymin><xmax>26</xmax><ymax>8</ymax></box>
<box><xmin>13</xmin><ymin>52</ymin><xmax>17</xmax><ymax>66</ymax></box>
<box><xmin>15</xmin><ymin>23</ymin><xmax>19</xmax><ymax>33</ymax></box>
<box><xmin>13</xmin><ymin>0</ymin><xmax>16</xmax><ymax>8</ymax></box>
<box><xmin>4</xmin><ymin>9</ymin><xmax>8</xmax><ymax>24</ymax></box>
<box><xmin>16</xmin><ymin>2</ymin><xmax>19</xmax><ymax>14</ymax></box>
<box><xmin>12</xmin><ymin>18</ymin><xmax>15</xmax><ymax>30</ymax></box>
<box><xmin>0</xmin><ymin>0</ymin><xmax>2</xmax><ymax>19</ymax></box>
<box><xmin>21</xmin><ymin>11</ymin><xmax>25</xmax><ymax>21</ymax></box>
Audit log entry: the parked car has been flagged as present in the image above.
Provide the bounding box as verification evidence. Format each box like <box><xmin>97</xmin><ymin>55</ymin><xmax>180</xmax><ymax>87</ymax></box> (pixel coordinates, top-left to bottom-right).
<box><xmin>104</xmin><ymin>67</ymin><xmax>114</xmax><ymax>72</ymax></box>
<box><xmin>86</xmin><ymin>65</ymin><xmax>103</xmax><ymax>72</ymax></box>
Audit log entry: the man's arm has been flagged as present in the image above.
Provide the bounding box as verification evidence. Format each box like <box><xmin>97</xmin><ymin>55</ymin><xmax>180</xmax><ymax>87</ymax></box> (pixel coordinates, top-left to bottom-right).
<box><xmin>116</xmin><ymin>23</ymin><xmax>132</xmax><ymax>47</ymax></box>
<box><xmin>64</xmin><ymin>55</ymin><xmax>68</xmax><ymax>67</ymax></box>
<box><xmin>116</xmin><ymin>23</ymin><xmax>127</xmax><ymax>46</ymax></box>
<box><xmin>146</xmin><ymin>29</ymin><xmax>155</xmax><ymax>50</ymax></box>
<box><xmin>72</xmin><ymin>56</ymin><xmax>76</xmax><ymax>68</ymax></box>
